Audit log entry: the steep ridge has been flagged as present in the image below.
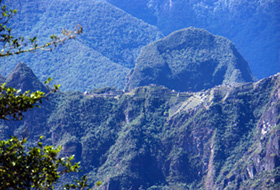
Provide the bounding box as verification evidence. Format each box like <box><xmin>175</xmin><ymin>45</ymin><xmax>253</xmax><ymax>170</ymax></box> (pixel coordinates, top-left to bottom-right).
<box><xmin>0</xmin><ymin>63</ymin><xmax>53</xmax><ymax>140</ymax></box>
<box><xmin>37</xmin><ymin>0</ymin><xmax>163</xmax><ymax>68</ymax></box>
<box><xmin>125</xmin><ymin>27</ymin><xmax>255</xmax><ymax>92</ymax></box>
<box><xmin>0</xmin><ymin>0</ymin><xmax>163</xmax><ymax>91</ymax></box>
<box><xmin>4</xmin><ymin>40</ymin><xmax>130</xmax><ymax>91</ymax></box>
<box><xmin>106</xmin><ymin>0</ymin><xmax>280</xmax><ymax>79</ymax></box>
<box><xmin>1</xmin><ymin>63</ymin><xmax>279</xmax><ymax>189</ymax></box>
<box><xmin>5</xmin><ymin>63</ymin><xmax>47</xmax><ymax>93</ymax></box>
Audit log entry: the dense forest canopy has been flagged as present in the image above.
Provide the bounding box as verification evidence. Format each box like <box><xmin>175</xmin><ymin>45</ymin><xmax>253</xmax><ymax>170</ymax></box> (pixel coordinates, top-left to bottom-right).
<box><xmin>0</xmin><ymin>0</ymin><xmax>279</xmax><ymax>189</ymax></box>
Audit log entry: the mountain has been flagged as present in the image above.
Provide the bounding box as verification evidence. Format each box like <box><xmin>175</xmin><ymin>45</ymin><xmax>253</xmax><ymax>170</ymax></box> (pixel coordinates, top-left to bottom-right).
<box><xmin>125</xmin><ymin>27</ymin><xmax>255</xmax><ymax>92</ymax></box>
<box><xmin>1</xmin><ymin>64</ymin><xmax>279</xmax><ymax>189</ymax></box>
<box><xmin>2</xmin><ymin>0</ymin><xmax>278</xmax><ymax>90</ymax></box>
<box><xmin>0</xmin><ymin>0</ymin><xmax>163</xmax><ymax>91</ymax></box>
<box><xmin>106</xmin><ymin>0</ymin><xmax>280</xmax><ymax>80</ymax></box>
<box><xmin>5</xmin><ymin>63</ymin><xmax>47</xmax><ymax>93</ymax></box>
<box><xmin>1</xmin><ymin>1</ymin><xmax>279</xmax><ymax>189</ymax></box>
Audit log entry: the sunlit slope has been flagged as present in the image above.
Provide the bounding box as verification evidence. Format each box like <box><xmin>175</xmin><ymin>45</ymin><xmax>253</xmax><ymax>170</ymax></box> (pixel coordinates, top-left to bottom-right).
<box><xmin>1</xmin><ymin>0</ymin><xmax>163</xmax><ymax>91</ymax></box>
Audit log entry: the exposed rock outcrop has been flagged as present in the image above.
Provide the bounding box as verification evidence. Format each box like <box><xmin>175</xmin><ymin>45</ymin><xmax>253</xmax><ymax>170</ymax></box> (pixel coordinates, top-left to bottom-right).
<box><xmin>5</xmin><ymin>63</ymin><xmax>47</xmax><ymax>92</ymax></box>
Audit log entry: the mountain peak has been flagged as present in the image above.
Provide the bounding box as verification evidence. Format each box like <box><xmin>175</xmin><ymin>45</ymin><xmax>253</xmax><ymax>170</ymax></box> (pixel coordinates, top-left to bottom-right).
<box><xmin>125</xmin><ymin>27</ymin><xmax>255</xmax><ymax>92</ymax></box>
<box><xmin>5</xmin><ymin>63</ymin><xmax>47</xmax><ymax>93</ymax></box>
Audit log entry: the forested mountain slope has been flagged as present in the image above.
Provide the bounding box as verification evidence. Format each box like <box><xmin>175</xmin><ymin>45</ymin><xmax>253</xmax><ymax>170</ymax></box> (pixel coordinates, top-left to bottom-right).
<box><xmin>125</xmin><ymin>27</ymin><xmax>255</xmax><ymax>92</ymax></box>
<box><xmin>1</xmin><ymin>0</ymin><xmax>278</xmax><ymax>90</ymax></box>
<box><xmin>1</xmin><ymin>63</ymin><xmax>279</xmax><ymax>190</ymax></box>
<box><xmin>0</xmin><ymin>1</ymin><xmax>279</xmax><ymax>189</ymax></box>
<box><xmin>106</xmin><ymin>0</ymin><xmax>280</xmax><ymax>79</ymax></box>
<box><xmin>0</xmin><ymin>0</ymin><xmax>163</xmax><ymax>91</ymax></box>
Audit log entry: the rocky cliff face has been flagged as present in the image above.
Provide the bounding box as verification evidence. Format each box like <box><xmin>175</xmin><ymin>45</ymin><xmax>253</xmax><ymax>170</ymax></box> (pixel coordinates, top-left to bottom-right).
<box><xmin>1</xmin><ymin>64</ymin><xmax>279</xmax><ymax>189</ymax></box>
<box><xmin>125</xmin><ymin>27</ymin><xmax>255</xmax><ymax>92</ymax></box>
<box><xmin>98</xmin><ymin>73</ymin><xmax>280</xmax><ymax>190</ymax></box>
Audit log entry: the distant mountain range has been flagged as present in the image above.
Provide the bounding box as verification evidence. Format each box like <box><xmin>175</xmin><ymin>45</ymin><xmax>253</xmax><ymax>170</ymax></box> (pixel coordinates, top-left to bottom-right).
<box><xmin>1</xmin><ymin>0</ymin><xmax>163</xmax><ymax>91</ymax></box>
<box><xmin>0</xmin><ymin>25</ymin><xmax>279</xmax><ymax>187</ymax></box>
<box><xmin>107</xmin><ymin>0</ymin><xmax>280</xmax><ymax>79</ymax></box>
<box><xmin>1</xmin><ymin>0</ymin><xmax>279</xmax><ymax>91</ymax></box>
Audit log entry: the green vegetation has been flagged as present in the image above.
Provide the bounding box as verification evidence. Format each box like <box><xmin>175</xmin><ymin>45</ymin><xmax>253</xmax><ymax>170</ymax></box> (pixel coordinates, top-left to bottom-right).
<box><xmin>0</xmin><ymin>1</ymin><xmax>279</xmax><ymax>189</ymax></box>
<box><xmin>0</xmin><ymin>83</ymin><xmax>45</xmax><ymax>120</ymax></box>
<box><xmin>2</xmin><ymin>67</ymin><xmax>279</xmax><ymax>189</ymax></box>
<box><xmin>125</xmin><ymin>27</ymin><xmax>255</xmax><ymax>92</ymax></box>
<box><xmin>0</xmin><ymin>2</ymin><xmax>97</xmax><ymax>189</ymax></box>
<box><xmin>0</xmin><ymin>0</ymin><xmax>163</xmax><ymax>91</ymax></box>
<box><xmin>107</xmin><ymin>0</ymin><xmax>280</xmax><ymax>79</ymax></box>
<box><xmin>0</xmin><ymin>136</ymin><xmax>90</xmax><ymax>189</ymax></box>
<box><xmin>0</xmin><ymin>0</ymin><xmax>82</xmax><ymax>57</ymax></box>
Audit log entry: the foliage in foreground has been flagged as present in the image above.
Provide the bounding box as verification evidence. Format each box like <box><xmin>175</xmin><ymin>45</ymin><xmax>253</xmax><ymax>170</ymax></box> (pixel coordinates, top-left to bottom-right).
<box><xmin>0</xmin><ymin>77</ymin><xmax>60</xmax><ymax>121</ymax></box>
<box><xmin>0</xmin><ymin>1</ymin><xmax>101</xmax><ymax>189</ymax></box>
<box><xmin>0</xmin><ymin>136</ymin><xmax>82</xmax><ymax>189</ymax></box>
